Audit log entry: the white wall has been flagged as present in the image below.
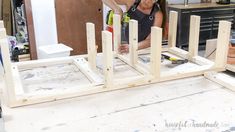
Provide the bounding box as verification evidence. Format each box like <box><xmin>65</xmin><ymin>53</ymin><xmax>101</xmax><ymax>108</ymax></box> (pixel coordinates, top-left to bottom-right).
<box><xmin>31</xmin><ymin>0</ymin><xmax>58</xmax><ymax>58</ymax></box>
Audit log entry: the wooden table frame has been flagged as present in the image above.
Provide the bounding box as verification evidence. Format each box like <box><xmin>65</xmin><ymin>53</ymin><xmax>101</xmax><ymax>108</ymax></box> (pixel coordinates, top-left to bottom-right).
<box><xmin>0</xmin><ymin>11</ymin><xmax>232</xmax><ymax>107</ymax></box>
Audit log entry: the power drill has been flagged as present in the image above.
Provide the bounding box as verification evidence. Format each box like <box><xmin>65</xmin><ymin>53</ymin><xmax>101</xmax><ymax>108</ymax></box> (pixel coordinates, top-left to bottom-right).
<box><xmin>121</xmin><ymin>12</ymin><xmax>130</xmax><ymax>44</ymax></box>
<box><xmin>106</xmin><ymin>10</ymin><xmax>130</xmax><ymax>44</ymax></box>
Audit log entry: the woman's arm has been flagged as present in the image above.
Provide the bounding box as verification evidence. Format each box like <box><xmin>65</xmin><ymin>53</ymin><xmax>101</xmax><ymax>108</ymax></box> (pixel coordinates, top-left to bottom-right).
<box><xmin>120</xmin><ymin>11</ymin><xmax>163</xmax><ymax>53</ymax></box>
<box><xmin>138</xmin><ymin>11</ymin><xmax>163</xmax><ymax>50</ymax></box>
<box><xmin>102</xmin><ymin>0</ymin><xmax>133</xmax><ymax>14</ymax></box>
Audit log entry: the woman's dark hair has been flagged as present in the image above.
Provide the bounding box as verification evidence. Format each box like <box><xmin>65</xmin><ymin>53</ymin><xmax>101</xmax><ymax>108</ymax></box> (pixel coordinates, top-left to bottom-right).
<box><xmin>157</xmin><ymin>0</ymin><xmax>168</xmax><ymax>38</ymax></box>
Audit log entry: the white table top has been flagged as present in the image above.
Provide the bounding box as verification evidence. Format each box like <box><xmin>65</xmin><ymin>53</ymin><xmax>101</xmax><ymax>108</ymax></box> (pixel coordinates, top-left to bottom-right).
<box><xmin>1</xmin><ymin>76</ymin><xmax>235</xmax><ymax>132</ymax></box>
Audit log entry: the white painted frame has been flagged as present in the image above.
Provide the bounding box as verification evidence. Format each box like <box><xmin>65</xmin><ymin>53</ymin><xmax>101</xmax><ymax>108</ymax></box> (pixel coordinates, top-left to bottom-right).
<box><xmin>0</xmin><ymin>11</ymin><xmax>231</xmax><ymax>107</ymax></box>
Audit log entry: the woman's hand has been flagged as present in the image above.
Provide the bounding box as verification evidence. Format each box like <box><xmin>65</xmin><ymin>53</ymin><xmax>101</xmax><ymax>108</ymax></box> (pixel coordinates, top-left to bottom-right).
<box><xmin>118</xmin><ymin>44</ymin><xmax>129</xmax><ymax>54</ymax></box>
<box><xmin>114</xmin><ymin>8</ymin><xmax>123</xmax><ymax>17</ymax></box>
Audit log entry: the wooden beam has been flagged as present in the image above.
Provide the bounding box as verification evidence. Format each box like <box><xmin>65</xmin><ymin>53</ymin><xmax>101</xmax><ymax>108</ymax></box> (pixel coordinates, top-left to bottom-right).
<box><xmin>24</xmin><ymin>0</ymin><xmax>37</xmax><ymax>60</ymax></box>
<box><xmin>168</xmin><ymin>47</ymin><xmax>189</xmax><ymax>59</ymax></box>
<box><xmin>117</xmin><ymin>54</ymin><xmax>149</xmax><ymax>75</ymax></box>
<box><xmin>17</xmin><ymin>57</ymin><xmax>73</xmax><ymax>70</ymax></box>
<box><xmin>86</xmin><ymin>23</ymin><xmax>97</xmax><ymax>71</ymax></box>
<box><xmin>0</xmin><ymin>28</ymin><xmax>6</xmax><ymax>39</ymax></box>
<box><xmin>113</xmin><ymin>14</ymin><xmax>121</xmax><ymax>53</ymax></box>
<box><xmin>0</xmin><ymin>30</ymin><xmax>17</xmax><ymax>105</ymax></box>
<box><xmin>0</xmin><ymin>21</ymin><xmax>4</xmax><ymax>28</ymax></box>
<box><xmin>11</xmin><ymin>65</ymin><xmax>24</xmax><ymax>96</ymax></box>
<box><xmin>168</xmin><ymin>11</ymin><xmax>178</xmax><ymax>48</ymax></box>
<box><xmin>204</xmin><ymin>72</ymin><xmax>235</xmax><ymax>92</ymax></box>
<box><xmin>73</xmin><ymin>58</ymin><xmax>103</xmax><ymax>84</ymax></box>
<box><xmin>129</xmin><ymin>19</ymin><xmax>138</xmax><ymax>66</ymax></box>
<box><xmin>188</xmin><ymin>15</ymin><xmax>200</xmax><ymax>58</ymax></box>
<box><xmin>214</xmin><ymin>21</ymin><xmax>231</xmax><ymax>69</ymax></box>
<box><xmin>150</xmin><ymin>27</ymin><xmax>162</xmax><ymax>79</ymax></box>
<box><xmin>226</xmin><ymin>64</ymin><xmax>235</xmax><ymax>72</ymax></box>
<box><xmin>102</xmin><ymin>31</ymin><xmax>114</xmax><ymax>88</ymax></box>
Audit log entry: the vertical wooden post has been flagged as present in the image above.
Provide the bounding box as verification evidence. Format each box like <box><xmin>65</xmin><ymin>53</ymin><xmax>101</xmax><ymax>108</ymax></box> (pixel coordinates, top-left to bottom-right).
<box><xmin>102</xmin><ymin>31</ymin><xmax>113</xmax><ymax>88</ymax></box>
<box><xmin>129</xmin><ymin>20</ymin><xmax>138</xmax><ymax>66</ymax></box>
<box><xmin>188</xmin><ymin>15</ymin><xmax>200</xmax><ymax>58</ymax></box>
<box><xmin>113</xmin><ymin>14</ymin><xmax>121</xmax><ymax>53</ymax></box>
<box><xmin>0</xmin><ymin>27</ymin><xmax>16</xmax><ymax>106</ymax></box>
<box><xmin>214</xmin><ymin>21</ymin><xmax>231</xmax><ymax>69</ymax></box>
<box><xmin>86</xmin><ymin>23</ymin><xmax>97</xmax><ymax>71</ymax></box>
<box><xmin>168</xmin><ymin>11</ymin><xmax>178</xmax><ymax>48</ymax></box>
<box><xmin>150</xmin><ymin>27</ymin><xmax>162</xmax><ymax>79</ymax></box>
<box><xmin>0</xmin><ymin>21</ymin><xmax>4</xmax><ymax>28</ymax></box>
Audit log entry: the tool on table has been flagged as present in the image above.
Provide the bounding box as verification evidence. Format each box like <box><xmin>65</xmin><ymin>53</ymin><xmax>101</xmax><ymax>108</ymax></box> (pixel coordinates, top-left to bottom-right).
<box><xmin>162</xmin><ymin>54</ymin><xmax>188</xmax><ymax>64</ymax></box>
<box><xmin>138</xmin><ymin>54</ymin><xmax>188</xmax><ymax>65</ymax></box>
<box><xmin>138</xmin><ymin>53</ymin><xmax>164</xmax><ymax>63</ymax></box>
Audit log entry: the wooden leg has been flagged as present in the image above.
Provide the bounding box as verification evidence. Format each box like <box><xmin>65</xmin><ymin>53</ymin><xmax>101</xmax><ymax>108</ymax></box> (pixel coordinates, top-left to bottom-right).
<box><xmin>129</xmin><ymin>19</ymin><xmax>138</xmax><ymax>67</ymax></box>
<box><xmin>214</xmin><ymin>21</ymin><xmax>231</xmax><ymax>69</ymax></box>
<box><xmin>150</xmin><ymin>27</ymin><xmax>162</xmax><ymax>79</ymax></box>
<box><xmin>113</xmin><ymin>14</ymin><xmax>121</xmax><ymax>53</ymax></box>
<box><xmin>0</xmin><ymin>28</ymin><xmax>17</xmax><ymax>106</ymax></box>
<box><xmin>86</xmin><ymin>23</ymin><xmax>97</xmax><ymax>71</ymax></box>
<box><xmin>102</xmin><ymin>31</ymin><xmax>114</xmax><ymax>88</ymax></box>
<box><xmin>188</xmin><ymin>15</ymin><xmax>200</xmax><ymax>59</ymax></box>
<box><xmin>0</xmin><ymin>21</ymin><xmax>4</xmax><ymax>28</ymax></box>
<box><xmin>168</xmin><ymin>11</ymin><xmax>178</xmax><ymax>48</ymax></box>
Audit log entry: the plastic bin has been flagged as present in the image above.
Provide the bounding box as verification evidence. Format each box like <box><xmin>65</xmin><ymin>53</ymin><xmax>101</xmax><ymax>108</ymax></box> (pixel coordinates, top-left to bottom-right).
<box><xmin>38</xmin><ymin>44</ymin><xmax>73</xmax><ymax>59</ymax></box>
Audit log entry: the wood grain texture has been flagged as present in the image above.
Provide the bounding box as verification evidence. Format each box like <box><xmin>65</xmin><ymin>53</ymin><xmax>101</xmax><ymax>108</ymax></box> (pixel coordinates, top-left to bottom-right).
<box><xmin>55</xmin><ymin>0</ymin><xmax>103</xmax><ymax>55</ymax></box>
<box><xmin>24</xmin><ymin>0</ymin><xmax>38</xmax><ymax>60</ymax></box>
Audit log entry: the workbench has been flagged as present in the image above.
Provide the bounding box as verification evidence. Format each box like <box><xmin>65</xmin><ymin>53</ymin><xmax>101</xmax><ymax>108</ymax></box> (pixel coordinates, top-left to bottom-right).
<box><xmin>0</xmin><ymin>8</ymin><xmax>235</xmax><ymax>131</ymax></box>
<box><xmin>1</xmin><ymin>75</ymin><xmax>235</xmax><ymax>132</ymax></box>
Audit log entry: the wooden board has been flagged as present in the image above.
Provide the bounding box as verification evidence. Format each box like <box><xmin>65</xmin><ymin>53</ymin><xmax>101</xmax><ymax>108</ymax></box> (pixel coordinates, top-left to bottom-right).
<box><xmin>24</xmin><ymin>0</ymin><xmax>38</xmax><ymax>60</ymax></box>
<box><xmin>227</xmin><ymin>64</ymin><xmax>235</xmax><ymax>72</ymax></box>
<box><xmin>55</xmin><ymin>0</ymin><xmax>103</xmax><ymax>55</ymax></box>
<box><xmin>205</xmin><ymin>71</ymin><xmax>235</xmax><ymax>92</ymax></box>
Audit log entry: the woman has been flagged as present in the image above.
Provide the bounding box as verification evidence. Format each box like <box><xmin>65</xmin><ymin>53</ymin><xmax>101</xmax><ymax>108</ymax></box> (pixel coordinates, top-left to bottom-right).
<box><xmin>102</xmin><ymin>0</ymin><xmax>167</xmax><ymax>53</ymax></box>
